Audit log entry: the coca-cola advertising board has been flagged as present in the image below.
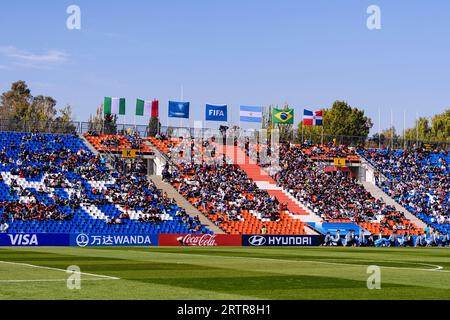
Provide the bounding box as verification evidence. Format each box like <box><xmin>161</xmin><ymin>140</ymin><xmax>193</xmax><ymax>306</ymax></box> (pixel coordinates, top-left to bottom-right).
<box><xmin>158</xmin><ymin>234</ymin><xmax>242</xmax><ymax>246</ymax></box>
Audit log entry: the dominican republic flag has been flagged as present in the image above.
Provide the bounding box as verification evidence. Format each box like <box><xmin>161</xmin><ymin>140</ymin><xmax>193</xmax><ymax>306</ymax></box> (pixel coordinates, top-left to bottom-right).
<box><xmin>303</xmin><ymin>109</ymin><xmax>323</xmax><ymax>126</ymax></box>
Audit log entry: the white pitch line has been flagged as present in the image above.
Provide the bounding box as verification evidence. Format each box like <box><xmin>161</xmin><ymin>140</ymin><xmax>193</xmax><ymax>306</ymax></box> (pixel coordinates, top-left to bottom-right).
<box><xmin>0</xmin><ymin>261</ymin><xmax>120</xmax><ymax>280</ymax></box>
<box><xmin>154</xmin><ymin>251</ymin><xmax>450</xmax><ymax>273</ymax></box>
<box><xmin>0</xmin><ymin>278</ymin><xmax>118</xmax><ymax>283</ymax></box>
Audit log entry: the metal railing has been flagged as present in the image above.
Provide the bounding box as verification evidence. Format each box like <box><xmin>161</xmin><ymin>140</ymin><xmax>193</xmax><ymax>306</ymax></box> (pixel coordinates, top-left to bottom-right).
<box><xmin>0</xmin><ymin>119</ymin><xmax>448</xmax><ymax>150</ymax></box>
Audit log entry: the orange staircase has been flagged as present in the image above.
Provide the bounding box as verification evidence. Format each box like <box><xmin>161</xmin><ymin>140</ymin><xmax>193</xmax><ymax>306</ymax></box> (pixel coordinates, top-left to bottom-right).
<box><xmin>220</xmin><ymin>145</ymin><xmax>308</xmax><ymax>215</ymax></box>
<box><xmin>265</xmin><ymin>189</ymin><xmax>308</xmax><ymax>215</ymax></box>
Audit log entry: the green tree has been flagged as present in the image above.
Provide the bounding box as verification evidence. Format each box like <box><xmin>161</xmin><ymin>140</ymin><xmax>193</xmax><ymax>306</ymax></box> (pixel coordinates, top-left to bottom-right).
<box><xmin>403</xmin><ymin>117</ymin><xmax>431</xmax><ymax>142</ymax></box>
<box><xmin>88</xmin><ymin>105</ymin><xmax>104</xmax><ymax>133</ymax></box>
<box><xmin>297</xmin><ymin>100</ymin><xmax>373</xmax><ymax>145</ymax></box>
<box><xmin>430</xmin><ymin>109</ymin><xmax>450</xmax><ymax>142</ymax></box>
<box><xmin>29</xmin><ymin>95</ymin><xmax>58</xmax><ymax>131</ymax></box>
<box><xmin>87</xmin><ymin>105</ymin><xmax>117</xmax><ymax>134</ymax></box>
<box><xmin>403</xmin><ymin>110</ymin><xmax>449</xmax><ymax>143</ymax></box>
<box><xmin>104</xmin><ymin>113</ymin><xmax>117</xmax><ymax>134</ymax></box>
<box><xmin>0</xmin><ymin>80</ymin><xmax>32</xmax><ymax>129</ymax></box>
<box><xmin>323</xmin><ymin>101</ymin><xmax>373</xmax><ymax>137</ymax></box>
<box><xmin>54</xmin><ymin>104</ymin><xmax>76</xmax><ymax>133</ymax></box>
<box><xmin>148</xmin><ymin>117</ymin><xmax>160</xmax><ymax>137</ymax></box>
<box><xmin>0</xmin><ymin>80</ymin><xmax>74</xmax><ymax>132</ymax></box>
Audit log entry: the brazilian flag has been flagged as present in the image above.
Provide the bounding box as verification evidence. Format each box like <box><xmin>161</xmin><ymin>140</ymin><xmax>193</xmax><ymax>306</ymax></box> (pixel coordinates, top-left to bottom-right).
<box><xmin>272</xmin><ymin>108</ymin><xmax>294</xmax><ymax>124</ymax></box>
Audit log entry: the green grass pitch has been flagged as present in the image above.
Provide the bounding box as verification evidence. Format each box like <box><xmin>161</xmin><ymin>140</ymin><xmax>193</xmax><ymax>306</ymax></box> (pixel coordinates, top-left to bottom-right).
<box><xmin>0</xmin><ymin>247</ymin><xmax>448</xmax><ymax>300</ymax></box>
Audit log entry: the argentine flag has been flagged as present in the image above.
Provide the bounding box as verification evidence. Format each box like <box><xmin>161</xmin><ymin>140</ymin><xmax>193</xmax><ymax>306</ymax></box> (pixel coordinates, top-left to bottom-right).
<box><xmin>240</xmin><ymin>106</ymin><xmax>262</xmax><ymax>123</ymax></box>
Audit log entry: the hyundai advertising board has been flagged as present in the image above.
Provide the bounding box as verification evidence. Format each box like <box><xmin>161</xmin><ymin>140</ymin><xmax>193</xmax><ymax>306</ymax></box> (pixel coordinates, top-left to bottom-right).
<box><xmin>243</xmin><ymin>235</ymin><xmax>322</xmax><ymax>247</ymax></box>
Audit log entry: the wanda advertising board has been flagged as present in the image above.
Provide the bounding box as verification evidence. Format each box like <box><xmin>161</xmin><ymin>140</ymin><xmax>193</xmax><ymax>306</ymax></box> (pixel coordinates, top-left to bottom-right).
<box><xmin>158</xmin><ymin>234</ymin><xmax>242</xmax><ymax>246</ymax></box>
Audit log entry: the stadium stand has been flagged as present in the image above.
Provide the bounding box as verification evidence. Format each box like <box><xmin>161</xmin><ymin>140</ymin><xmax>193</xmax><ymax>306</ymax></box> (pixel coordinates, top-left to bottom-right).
<box><xmin>149</xmin><ymin>136</ymin><xmax>307</xmax><ymax>235</ymax></box>
<box><xmin>84</xmin><ymin>131</ymin><xmax>153</xmax><ymax>154</ymax></box>
<box><xmin>0</xmin><ymin>131</ymin><xmax>210</xmax><ymax>234</ymax></box>
<box><xmin>259</xmin><ymin>143</ymin><xmax>423</xmax><ymax>235</ymax></box>
<box><xmin>358</xmin><ymin>147</ymin><xmax>450</xmax><ymax>234</ymax></box>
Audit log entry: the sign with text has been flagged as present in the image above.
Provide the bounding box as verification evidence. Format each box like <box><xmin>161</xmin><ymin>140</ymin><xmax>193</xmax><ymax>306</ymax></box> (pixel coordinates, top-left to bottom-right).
<box><xmin>242</xmin><ymin>235</ymin><xmax>322</xmax><ymax>247</ymax></box>
<box><xmin>334</xmin><ymin>158</ymin><xmax>346</xmax><ymax>167</ymax></box>
<box><xmin>159</xmin><ymin>234</ymin><xmax>242</xmax><ymax>246</ymax></box>
<box><xmin>71</xmin><ymin>233</ymin><xmax>158</xmax><ymax>247</ymax></box>
<box><xmin>0</xmin><ymin>233</ymin><xmax>70</xmax><ymax>246</ymax></box>
<box><xmin>122</xmin><ymin>149</ymin><xmax>137</xmax><ymax>158</ymax></box>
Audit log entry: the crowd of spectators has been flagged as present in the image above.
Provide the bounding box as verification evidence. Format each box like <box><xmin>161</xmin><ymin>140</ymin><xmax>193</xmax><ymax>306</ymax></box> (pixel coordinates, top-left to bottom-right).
<box><xmin>167</xmin><ymin>161</ymin><xmax>282</xmax><ymax>226</ymax></box>
<box><xmin>358</xmin><ymin>147</ymin><xmax>450</xmax><ymax>233</ymax></box>
<box><xmin>124</xmin><ymin>131</ymin><xmax>144</xmax><ymax>150</ymax></box>
<box><xmin>0</xmin><ymin>131</ymin><xmax>204</xmax><ymax>233</ymax></box>
<box><xmin>100</xmin><ymin>136</ymin><xmax>120</xmax><ymax>147</ymax></box>
<box><xmin>323</xmin><ymin>229</ymin><xmax>449</xmax><ymax>247</ymax></box>
<box><xmin>0</xmin><ymin>133</ymin><xmax>108</xmax><ymax>181</ymax></box>
<box><xmin>273</xmin><ymin>143</ymin><xmax>419</xmax><ymax>233</ymax></box>
<box><xmin>1</xmin><ymin>200</ymin><xmax>73</xmax><ymax>222</ymax></box>
<box><xmin>100</xmin><ymin>131</ymin><xmax>145</xmax><ymax>150</ymax></box>
<box><xmin>154</xmin><ymin>135</ymin><xmax>291</xmax><ymax>227</ymax></box>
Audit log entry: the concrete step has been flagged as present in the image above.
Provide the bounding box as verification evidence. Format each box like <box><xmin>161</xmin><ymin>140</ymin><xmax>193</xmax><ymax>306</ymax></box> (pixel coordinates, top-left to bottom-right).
<box><xmin>149</xmin><ymin>175</ymin><xmax>224</xmax><ymax>234</ymax></box>
<box><xmin>80</xmin><ymin>134</ymin><xmax>99</xmax><ymax>155</ymax></box>
<box><xmin>219</xmin><ymin>145</ymin><xmax>318</xmax><ymax>235</ymax></box>
<box><xmin>361</xmin><ymin>181</ymin><xmax>427</xmax><ymax>230</ymax></box>
<box><xmin>281</xmin><ymin>190</ymin><xmax>323</xmax><ymax>224</ymax></box>
<box><xmin>80</xmin><ymin>134</ymin><xmax>115</xmax><ymax>170</ymax></box>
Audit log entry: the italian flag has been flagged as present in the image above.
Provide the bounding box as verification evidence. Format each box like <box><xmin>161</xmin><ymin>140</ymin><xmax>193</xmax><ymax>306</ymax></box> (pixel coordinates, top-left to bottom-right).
<box><xmin>104</xmin><ymin>97</ymin><xmax>126</xmax><ymax>115</ymax></box>
<box><xmin>136</xmin><ymin>99</ymin><xmax>159</xmax><ymax>117</ymax></box>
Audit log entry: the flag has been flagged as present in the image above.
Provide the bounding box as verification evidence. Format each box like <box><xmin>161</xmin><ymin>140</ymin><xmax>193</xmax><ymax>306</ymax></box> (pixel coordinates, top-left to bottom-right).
<box><xmin>303</xmin><ymin>109</ymin><xmax>323</xmax><ymax>126</ymax></box>
<box><xmin>273</xmin><ymin>108</ymin><xmax>294</xmax><ymax>124</ymax></box>
<box><xmin>104</xmin><ymin>97</ymin><xmax>126</xmax><ymax>115</ymax></box>
<box><xmin>168</xmin><ymin>101</ymin><xmax>190</xmax><ymax>119</ymax></box>
<box><xmin>151</xmin><ymin>100</ymin><xmax>159</xmax><ymax>118</ymax></box>
<box><xmin>135</xmin><ymin>99</ymin><xmax>151</xmax><ymax>116</ymax></box>
<box><xmin>240</xmin><ymin>106</ymin><xmax>262</xmax><ymax>123</ymax></box>
<box><xmin>205</xmin><ymin>104</ymin><xmax>227</xmax><ymax>121</ymax></box>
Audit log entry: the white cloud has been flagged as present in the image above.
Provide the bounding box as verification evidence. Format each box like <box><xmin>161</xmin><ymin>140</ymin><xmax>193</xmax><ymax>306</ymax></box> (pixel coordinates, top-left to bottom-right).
<box><xmin>0</xmin><ymin>46</ymin><xmax>68</xmax><ymax>68</ymax></box>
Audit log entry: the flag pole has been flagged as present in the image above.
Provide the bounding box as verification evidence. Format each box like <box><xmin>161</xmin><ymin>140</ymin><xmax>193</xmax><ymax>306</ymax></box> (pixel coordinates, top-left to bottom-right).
<box><xmin>155</xmin><ymin>100</ymin><xmax>160</xmax><ymax>136</ymax></box>
<box><xmin>416</xmin><ymin>112</ymin><xmax>419</xmax><ymax>146</ymax></box>
<box><xmin>102</xmin><ymin>103</ymin><xmax>105</xmax><ymax>135</ymax></box>
<box><xmin>378</xmin><ymin>106</ymin><xmax>381</xmax><ymax>149</ymax></box>
<box><xmin>180</xmin><ymin>85</ymin><xmax>183</xmax><ymax>132</ymax></box>
<box><xmin>321</xmin><ymin>125</ymin><xmax>324</xmax><ymax>145</ymax></box>
<box><xmin>403</xmin><ymin>109</ymin><xmax>406</xmax><ymax>149</ymax></box>
<box><xmin>390</xmin><ymin>108</ymin><xmax>394</xmax><ymax>148</ymax></box>
<box><xmin>301</xmin><ymin>110</ymin><xmax>304</xmax><ymax>145</ymax></box>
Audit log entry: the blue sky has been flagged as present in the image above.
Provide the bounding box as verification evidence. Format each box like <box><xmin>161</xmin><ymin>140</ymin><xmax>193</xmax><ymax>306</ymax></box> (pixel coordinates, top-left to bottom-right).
<box><xmin>0</xmin><ymin>0</ymin><xmax>449</xmax><ymax>133</ymax></box>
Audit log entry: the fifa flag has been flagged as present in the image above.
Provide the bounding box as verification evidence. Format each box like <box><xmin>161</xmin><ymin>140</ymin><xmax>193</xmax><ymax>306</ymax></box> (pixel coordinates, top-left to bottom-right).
<box><xmin>205</xmin><ymin>104</ymin><xmax>227</xmax><ymax>121</ymax></box>
<box><xmin>136</xmin><ymin>99</ymin><xmax>159</xmax><ymax>117</ymax></box>
<box><xmin>272</xmin><ymin>108</ymin><xmax>294</xmax><ymax>124</ymax></box>
<box><xmin>168</xmin><ymin>101</ymin><xmax>190</xmax><ymax>119</ymax></box>
<box><xmin>104</xmin><ymin>97</ymin><xmax>126</xmax><ymax>115</ymax></box>
<box><xmin>240</xmin><ymin>106</ymin><xmax>262</xmax><ymax>123</ymax></box>
<box><xmin>303</xmin><ymin>109</ymin><xmax>323</xmax><ymax>126</ymax></box>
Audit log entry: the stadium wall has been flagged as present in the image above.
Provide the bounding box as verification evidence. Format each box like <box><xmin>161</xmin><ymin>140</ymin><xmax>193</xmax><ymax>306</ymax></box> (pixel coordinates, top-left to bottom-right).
<box><xmin>0</xmin><ymin>233</ymin><xmax>323</xmax><ymax>247</ymax></box>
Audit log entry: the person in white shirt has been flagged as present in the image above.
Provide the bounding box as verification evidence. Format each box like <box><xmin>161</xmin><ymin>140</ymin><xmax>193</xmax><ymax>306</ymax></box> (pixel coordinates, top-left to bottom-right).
<box><xmin>0</xmin><ymin>220</ymin><xmax>9</xmax><ymax>233</ymax></box>
<box><xmin>332</xmin><ymin>230</ymin><xmax>343</xmax><ymax>246</ymax></box>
